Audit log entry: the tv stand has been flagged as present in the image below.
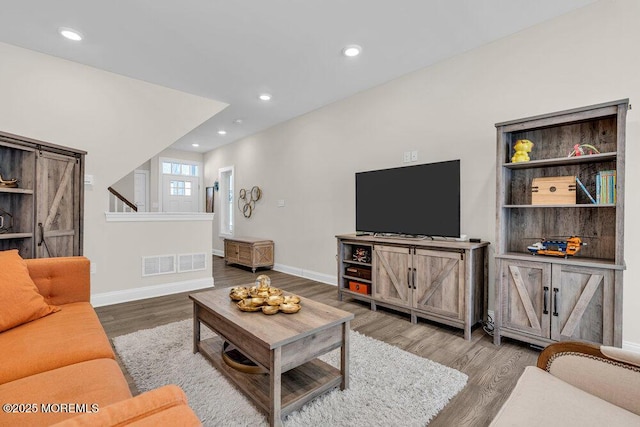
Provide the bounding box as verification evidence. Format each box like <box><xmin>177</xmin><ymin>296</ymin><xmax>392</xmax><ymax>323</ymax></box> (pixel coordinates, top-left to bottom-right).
<box><xmin>336</xmin><ymin>234</ymin><xmax>489</xmax><ymax>340</ymax></box>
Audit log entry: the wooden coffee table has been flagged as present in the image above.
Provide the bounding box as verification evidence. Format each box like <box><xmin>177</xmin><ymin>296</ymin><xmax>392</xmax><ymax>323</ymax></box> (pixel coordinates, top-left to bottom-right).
<box><xmin>190</xmin><ymin>288</ymin><xmax>354</xmax><ymax>426</ymax></box>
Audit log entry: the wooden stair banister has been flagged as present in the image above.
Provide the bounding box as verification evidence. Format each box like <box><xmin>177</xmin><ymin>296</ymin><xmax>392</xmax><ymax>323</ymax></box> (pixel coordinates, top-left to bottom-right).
<box><xmin>108</xmin><ymin>186</ymin><xmax>138</xmax><ymax>212</ymax></box>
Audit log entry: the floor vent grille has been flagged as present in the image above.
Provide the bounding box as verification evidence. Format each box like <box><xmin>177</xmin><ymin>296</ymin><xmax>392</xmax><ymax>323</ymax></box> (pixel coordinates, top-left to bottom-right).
<box><xmin>142</xmin><ymin>255</ymin><xmax>176</xmax><ymax>276</ymax></box>
<box><xmin>178</xmin><ymin>253</ymin><xmax>207</xmax><ymax>272</ymax></box>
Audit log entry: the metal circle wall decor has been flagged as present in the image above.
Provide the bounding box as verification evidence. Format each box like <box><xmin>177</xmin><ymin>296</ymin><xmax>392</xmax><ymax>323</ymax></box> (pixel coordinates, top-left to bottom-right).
<box><xmin>238</xmin><ymin>186</ymin><xmax>262</xmax><ymax>218</ymax></box>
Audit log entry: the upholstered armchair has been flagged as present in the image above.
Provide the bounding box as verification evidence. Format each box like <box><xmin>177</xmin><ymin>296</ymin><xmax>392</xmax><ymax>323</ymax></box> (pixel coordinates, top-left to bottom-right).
<box><xmin>490</xmin><ymin>341</ymin><xmax>640</xmax><ymax>426</ymax></box>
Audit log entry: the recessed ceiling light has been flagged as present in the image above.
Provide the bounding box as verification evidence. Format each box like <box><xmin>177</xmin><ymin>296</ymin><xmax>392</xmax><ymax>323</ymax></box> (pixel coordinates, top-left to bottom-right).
<box><xmin>192</xmin><ymin>143</ymin><xmax>200</xmax><ymax>147</ymax></box>
<box><xmin>217</xmin><ymin>130</ymin><xmax>227</xmax><ymax>135</ymax></box>
<box><xmin>259</xmin><ymin>93</ymin><xmax>272</xmax><ymax>101</ymax></box>
<box><xmin>59</xmin><ymin>27</ymin><xmax>83</xmax><ymax>41</ymax></box>
<box><xmin>233</xmin><ymin>119</ymin><xmax>243</xmax><ymax>125</ymax></box>
<box><xmin>342</xmin><ymin>44</ymin><xmax>362</xmax><ymax>57</ymax></box>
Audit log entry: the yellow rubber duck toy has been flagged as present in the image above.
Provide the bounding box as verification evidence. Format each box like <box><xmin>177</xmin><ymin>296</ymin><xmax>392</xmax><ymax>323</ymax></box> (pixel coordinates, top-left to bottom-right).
<box><xmin>511</xmin><ymin>139</ymin><xmax>534</xmax><ymax>163</ymax></box>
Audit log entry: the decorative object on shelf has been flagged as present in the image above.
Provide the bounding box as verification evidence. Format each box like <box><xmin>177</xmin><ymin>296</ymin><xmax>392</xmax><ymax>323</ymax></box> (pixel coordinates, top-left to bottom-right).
<box><xmin>221</xmin><ymin>341</ymin><xmax>266</xmax><ymax>374</ymax></box>
<box><xmin>0</xmin><ymin>173</ymin><xmax>18</xmax><ymax>188</ymax></box>
<box><xmin>511</xmin><ymin>139</ymin><xmax>534</xmax><ymax>163</ymax></box>
<box><xmin>228</xmin><ymin>276</ymin><xmax>301</xmax><ymax>314</ymax></box>
<box><xmin>352</xmin><ymin>246</ymin><xmax>371</xmax><ymax>263</ymax></box>
<box><xmin>595</xmin><ymin>170</ymin><xmax>616</xmax><ymax>204</ymax></box>
<box><xmin>348</xmin><ymin>280</ymin><xmax>370</xmax><ymax>295</ymax></box>
<box><xmin>568</xmin><ymin>143</ymin><xmax>600</xmax><ymax>157</ymax></box>
<box><xmin>0</xmin><ymin>208</ymin><xmax>13</xmax><ymax>233</ymax></box>
<box><xmin>213</xmin><ymin>180</ymin><xmax>219</xmax><ymax>192</ymax></box>
<box><xmin>575</xmin><ymin>177</ymin><xmax>597</xmax><ymax>204</ymax></box>
<box><xmin>237</xmin><ymin>185</ymin><xmax>262</xmax><ymax>218</ymax></box>
<box><xmin>531</xmin><ymin>176</ymin><xmax>576</xmax><ymax>205</ymax></box>
<box><xmin>526</xmin><ymin>236</ymin><xmax>587</xmax><ymax>258</ymax></box>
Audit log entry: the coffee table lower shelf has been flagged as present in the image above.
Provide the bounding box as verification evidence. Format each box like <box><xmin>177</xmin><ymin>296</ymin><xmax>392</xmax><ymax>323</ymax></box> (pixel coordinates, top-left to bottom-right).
<box><xmin>198</xmin><ymin>336</ymin><xmax>342</xmax><ymax>418</ymax></box>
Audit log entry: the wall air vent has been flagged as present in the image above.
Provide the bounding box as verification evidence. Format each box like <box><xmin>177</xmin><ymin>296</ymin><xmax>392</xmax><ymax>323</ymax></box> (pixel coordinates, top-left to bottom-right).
<box><xmin>142</xmin><ymin>255</ymin><xmax>176</xmax><ymax>277</ymax></box>
<box><xmin>178</xmin><ymin>253</ymin><xmax>207</xmax><ymax>273</ymax></box>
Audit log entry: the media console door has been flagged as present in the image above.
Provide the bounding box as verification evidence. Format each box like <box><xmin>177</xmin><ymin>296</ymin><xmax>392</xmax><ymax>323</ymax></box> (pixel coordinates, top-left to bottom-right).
<box><xmin>372</xmin><ymin>245</ymin><xmax>411</xmax><ymax>307</ymax></box>
<box><xmin>413</xmin><ymin>249</ymin><xmax>464</xmax><ymax>321</ymax></box>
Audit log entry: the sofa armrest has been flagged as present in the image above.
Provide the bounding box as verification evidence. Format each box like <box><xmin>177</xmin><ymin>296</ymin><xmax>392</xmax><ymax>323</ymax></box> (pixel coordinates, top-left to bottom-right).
<box><xmin>51</xmin><ymin>385</ymin><xmax>201</xmax><ymax>427</ymax></box>
<box><xmin>538</xmin><ymin>341</ymin><xmax>640</xmax><ymax>416</ymax></box>
<box><xmin>26</xmin><ymin>256</ymin><xmax>90</xmax><ymax>305</ymax></box>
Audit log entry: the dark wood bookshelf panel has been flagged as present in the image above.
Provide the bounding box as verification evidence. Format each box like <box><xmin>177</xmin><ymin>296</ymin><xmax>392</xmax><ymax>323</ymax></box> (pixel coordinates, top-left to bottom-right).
<box><xmin>0</xmin><ymin>193</ymin><xmax>34</xmax><ymax>234</ymax></box>
<box><xmin>505</xmin><ymin>116</ymin><xmax>617</xmax><ymax>163</ymax></box>
<box><xmin>505</xmin><ymin>206</ymin><xmax>616</xmax><ymax>261</ymax></box>
<box><xmin>505</xmin><ymin>160</ymin><xmax>616</xmax><ymax>205</ymax></box>
<box><xmin>0</xmin><ymin>144</ymin><xmax>36</xmax><ymax>190</ymax></box>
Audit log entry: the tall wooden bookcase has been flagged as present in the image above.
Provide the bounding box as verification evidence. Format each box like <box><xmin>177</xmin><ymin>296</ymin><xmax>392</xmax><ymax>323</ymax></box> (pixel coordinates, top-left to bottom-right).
<box><xmin>0</xmin><ymin>131</ymin><xmax>85</xmax><ymax>258</ymax></box>
<box><xmin>494</xmin><ymin>100</ymin><xmax>627</xmax><ymax>348</ymax></box>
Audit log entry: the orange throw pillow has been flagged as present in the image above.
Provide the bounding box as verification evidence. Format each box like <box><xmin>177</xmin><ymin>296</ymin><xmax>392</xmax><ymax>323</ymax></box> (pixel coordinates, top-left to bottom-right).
<box><xmin>0</xmin><ymin>250</ymin><xmax>60</xmax><ymax>332</ymax></box>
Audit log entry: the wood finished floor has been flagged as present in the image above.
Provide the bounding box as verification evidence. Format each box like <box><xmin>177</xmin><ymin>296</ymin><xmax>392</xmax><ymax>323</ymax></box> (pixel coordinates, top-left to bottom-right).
<box><xmin>95</xmin><ymin>256</ymin><xmax>538</xmax><ymax>427</ymax></box>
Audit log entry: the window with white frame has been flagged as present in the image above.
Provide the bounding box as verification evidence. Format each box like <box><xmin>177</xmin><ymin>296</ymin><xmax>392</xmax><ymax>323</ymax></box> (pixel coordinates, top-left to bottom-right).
<box><xmin>169</xmin><ymin>180</ymin><xmax>192</xmax><ymax>196</ymax></box>
<box><xmin>219</xmin><ymin>166</ymin><xmax>234</xmax><ymax>236</ymax></box>
<box><xmin>162</xmin><ymin>161</ymin><xmax>199</xmax><ymax>177</ymax></box>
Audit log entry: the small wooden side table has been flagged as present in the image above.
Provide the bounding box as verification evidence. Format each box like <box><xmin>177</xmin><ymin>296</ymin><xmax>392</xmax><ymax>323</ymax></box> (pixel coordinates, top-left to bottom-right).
<box><xmin>224</xmin><ymin>237</ymin><xmax>274</xmax><ymax>272</ymax></box>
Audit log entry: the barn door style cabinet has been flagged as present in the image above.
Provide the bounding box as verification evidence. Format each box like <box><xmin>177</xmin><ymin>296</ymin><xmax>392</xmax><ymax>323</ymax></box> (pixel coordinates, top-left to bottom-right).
<box><xmin>0</xmin><ymin>131</ymin><xmax>85</xmax><ymax>258</ymax></box>
<box><xmin>494</xmin><ymin>100</ymin><xmax>627</xmax><ymax>348</ymax></box>
<box><xmin>337</xmin><ymin>235</ymin><xmax>489</xmax><ymax>340</ymax></box>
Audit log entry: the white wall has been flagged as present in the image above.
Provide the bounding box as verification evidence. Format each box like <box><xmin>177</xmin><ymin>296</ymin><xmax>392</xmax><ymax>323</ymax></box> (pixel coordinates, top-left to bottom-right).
<box><xmin>205</xmin><ymin>0</ymin><xmax>640</xmax><ymax>346</ymax></box>
<box><xmin>0</xmin><ymin>41</ymin><xmax>227</xmax><ymax>296</ymax></box>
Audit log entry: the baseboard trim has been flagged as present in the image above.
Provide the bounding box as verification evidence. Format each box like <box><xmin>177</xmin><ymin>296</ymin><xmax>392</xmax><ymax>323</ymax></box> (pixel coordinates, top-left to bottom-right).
<box><xmin>273</xmin><ymin>263</ymin><xmax>336</xmax><ymax>286</ymax></box>
<box><xmin>211</xmin><ymin>251</ymin><xmax>336</xmax><ymax>286</ymax></box>
<box><xmin>622</xmin><ymin>340</ymin><xmax>640</xmax><ymax>352</ymax></box>
<box><xmin>92</xmin><ymin>277</ymin><xmax>214</xmax><ymax>307</ymax></box>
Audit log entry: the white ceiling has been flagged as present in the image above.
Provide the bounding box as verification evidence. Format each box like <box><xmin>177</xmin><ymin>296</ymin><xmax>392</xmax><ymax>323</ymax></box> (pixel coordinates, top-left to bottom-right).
<box><xmin>0</xmin><ymin>0</ymin><xmax>596</xmax><ymax>153</ymax></box>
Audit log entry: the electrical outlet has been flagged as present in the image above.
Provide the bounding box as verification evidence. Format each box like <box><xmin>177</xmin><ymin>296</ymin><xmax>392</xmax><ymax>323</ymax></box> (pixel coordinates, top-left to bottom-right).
<box><xmin>403</xmin><ymin>151</ymin><xmax>411</xmax><ymax>163</ymax></box>
<box><xmin>277</xmin><ymin>199</ymin><xmax>285</xmax><ymax>207</ymax></box>
<box><xmin>411</xmin><ymin>150</ymin><xmax>418</xmax><ymax>161</ymax></box>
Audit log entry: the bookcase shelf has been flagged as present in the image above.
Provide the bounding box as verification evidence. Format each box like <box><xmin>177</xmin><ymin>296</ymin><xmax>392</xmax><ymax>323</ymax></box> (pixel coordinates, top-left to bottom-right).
<box><xmin>502</xmin><ymin>152</ymin><xmax>616</xmax><ymax>169</ymax></box>
<box><xmin>493</xmin><ymin>99</ymin><xmax>627</xmax><ymax>348</ymax></box>
<box><xmin>0</xmin><ymin>187</ymin><xmax>34</xmax><ymax>195</ymax></box>
<box><xmin>503</xmin><ymin>204</ymin><xmax>615</xmax><ymax>208</ymax></box>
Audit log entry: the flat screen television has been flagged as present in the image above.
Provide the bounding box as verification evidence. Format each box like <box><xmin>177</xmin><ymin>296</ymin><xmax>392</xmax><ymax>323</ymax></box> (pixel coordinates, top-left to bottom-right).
<box><xmin>356</xmin><ymin>160</ymin><xmax>460</xmax><ymax>237</ymax></box>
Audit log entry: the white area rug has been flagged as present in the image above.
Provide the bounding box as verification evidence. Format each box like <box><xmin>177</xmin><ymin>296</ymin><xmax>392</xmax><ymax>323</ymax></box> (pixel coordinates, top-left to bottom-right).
<box><xmin>113</xmin><ymin>319</ymin><xmax>467</xmax><ymax>426</ymax></box>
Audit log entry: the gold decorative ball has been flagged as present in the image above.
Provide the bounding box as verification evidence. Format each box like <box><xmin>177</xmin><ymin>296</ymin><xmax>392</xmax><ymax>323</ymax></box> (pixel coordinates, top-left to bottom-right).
<box><xmin>255</xmin><ymin>274</ymin><xmax>271</xmax><ymax>289</ymax></box>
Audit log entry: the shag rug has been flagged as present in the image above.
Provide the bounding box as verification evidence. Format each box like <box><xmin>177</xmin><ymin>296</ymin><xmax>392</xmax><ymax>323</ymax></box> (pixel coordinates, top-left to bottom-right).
<box><xmin>113</xmin><ymin>319</ymin><xmax>467</xmax><ymax>426</ymax></box>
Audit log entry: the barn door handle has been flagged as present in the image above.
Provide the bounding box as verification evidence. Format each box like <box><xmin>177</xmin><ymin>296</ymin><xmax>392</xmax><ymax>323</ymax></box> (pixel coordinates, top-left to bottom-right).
<box><xmin>413</xmin><ymin>268</ymin><xmax>417</xmax><ymax>289</ymax></box>
<box><xmin>553</xmin><ymin>288</ymin><xmax>559</xmax><ymax>317</ymax></box>
<box><xmin>407</xmin><ymin>268</ymin><xmax>412</xmax><ymax>288</ymax></box>
<box><xmin>38</xmin><ymin>222</ymin><xmax>44</xmax><ymax>246</ymax></box>
<box><xmin>543</xmin><ymin>287</ymin><xmax>549</xmax><ymax>314</ymax></box>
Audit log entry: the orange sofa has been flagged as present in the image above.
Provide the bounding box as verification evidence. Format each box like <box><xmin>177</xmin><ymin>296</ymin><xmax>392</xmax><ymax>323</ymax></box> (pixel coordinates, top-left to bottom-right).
<box><xmin>0</xmin><ymin>255</ymin><xmax>201</xmax><ymax>426</ymax></box>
